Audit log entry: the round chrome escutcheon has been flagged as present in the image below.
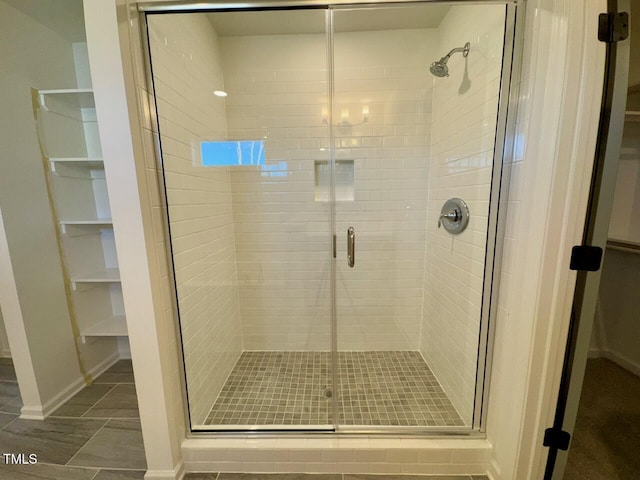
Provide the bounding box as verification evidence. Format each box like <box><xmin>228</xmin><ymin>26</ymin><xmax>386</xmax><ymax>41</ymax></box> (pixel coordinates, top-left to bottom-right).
<box><xmin>438</xmin><ymin>197</ymin><xmax>470</xmax><ymax>234</ymax></box>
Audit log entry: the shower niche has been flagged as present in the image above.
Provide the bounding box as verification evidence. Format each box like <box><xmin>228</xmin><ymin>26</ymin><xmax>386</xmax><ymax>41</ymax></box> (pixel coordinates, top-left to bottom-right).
<box><xmin>143</xmin><ymin>2</ymin><xmax>512</xmax><ymax>432</ymax></box>
<box><xmin>314</xmin><ymin>160</ymin><xmax>354</xmax><ymax>202</ymax></box>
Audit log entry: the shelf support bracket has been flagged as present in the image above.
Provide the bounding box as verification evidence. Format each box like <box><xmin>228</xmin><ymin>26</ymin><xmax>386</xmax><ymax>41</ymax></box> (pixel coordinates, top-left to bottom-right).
<box><xmin>38</xmin><ymin>92</ymin><xmax>50</xmax><ymax>111</ymax></box>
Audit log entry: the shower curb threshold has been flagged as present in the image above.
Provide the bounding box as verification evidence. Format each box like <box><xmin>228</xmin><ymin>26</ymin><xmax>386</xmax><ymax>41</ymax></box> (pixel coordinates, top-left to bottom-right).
<box><xmin>182</xmin><ymin>437</ymin><xmax>493</xmax><ymax>476</ymax></box>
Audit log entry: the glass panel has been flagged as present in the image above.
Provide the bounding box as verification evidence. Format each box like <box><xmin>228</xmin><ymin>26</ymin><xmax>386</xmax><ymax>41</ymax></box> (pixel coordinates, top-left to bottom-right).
<box><xmin>146</xmin><ymin>9</ymin><xmax>334</xmax><ymax>431</ymax></box>
<box><xmin>332</xmin><ymin>4</ymin><xmax>507</xmax><ymax>429</ymax></box>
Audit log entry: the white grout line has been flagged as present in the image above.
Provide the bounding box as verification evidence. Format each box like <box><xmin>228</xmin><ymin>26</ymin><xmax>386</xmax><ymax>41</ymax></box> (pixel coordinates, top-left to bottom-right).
<box><xmin>78</xmin><ymin>383</ymin><xmax>119</xmax><ymax>418</ymax></box>
<box><xmin>0</xmin><ymin>414</ymin><xmax>18</xmax><ymax>431</ymax></box>
<box><xmin>64</xmin><ymin>419</ymin><xmax>110</xmax><ymax>467</ymax></box>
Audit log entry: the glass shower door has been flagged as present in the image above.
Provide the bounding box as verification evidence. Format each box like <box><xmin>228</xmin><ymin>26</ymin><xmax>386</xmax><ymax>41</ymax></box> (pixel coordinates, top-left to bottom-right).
<box><xmin>146</xmin><ymin>8</ymin><xmax>336</xmax><ymax>431</ymax></box>
<box><xmin>146</xmin><ymin>1</ymin><xmax>512</xmax><ymax>434</ymax></box>
<box><xmin>331</xmin><ymin>4</ymin><xmax>507</xmax><ymax>430</ymax></box>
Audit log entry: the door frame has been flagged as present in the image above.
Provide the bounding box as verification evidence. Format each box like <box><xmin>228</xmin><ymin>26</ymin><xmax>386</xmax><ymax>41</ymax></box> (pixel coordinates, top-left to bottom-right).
<box><xmin>544</xmin><ymin>0</ymin><xmax>630</xmax><ymax>478</ymax></box>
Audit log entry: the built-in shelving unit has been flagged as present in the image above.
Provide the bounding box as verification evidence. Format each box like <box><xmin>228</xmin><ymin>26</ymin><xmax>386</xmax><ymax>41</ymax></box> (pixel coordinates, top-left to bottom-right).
<box><xmin>79</xmin><ymin>316</ymin><xmax>127</xmax><ymax>343</ymax></box>
<box><xmin>37</xmin><ymin>85</ymin><xmax>127</xmax><ymax>344</ymax></box>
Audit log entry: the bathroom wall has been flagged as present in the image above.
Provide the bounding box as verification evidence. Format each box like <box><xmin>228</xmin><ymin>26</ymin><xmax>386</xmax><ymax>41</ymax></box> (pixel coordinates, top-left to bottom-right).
<box><xmin>628</xmin><ymin>0</ymin><xmax>640</xmax><ymax>90</ymax></box>
<box><xmin>420</xmin><ymin>4</ymin><xmax>506</xmax><ymax>424</ymax></box>
<box><xmin>590</xmin><ymin>105</ymin><xmax>640</xmax><ymax>375</ymax></box>
<box><xmin>0</xmin><ymin>311</ymin><xmax>10</xmax><ymax>357</ymax></box>
<box><xmin>221</xmin><ymin>28</ymin><xmax>437</xmax><ymax>351</ymax></box>
<box><xmin>590</xmin><ymin>249</ymin><xmax>640</xmax><ymax>375</ymax></box>
<box><xmin>148</xmin><ymin>15</ymin><xmax>243</xmax><ymax>425</ymax></box>
<box><xmin>0</xmin><ymin>0</ymin><xmax>86</xmax><ymax>411</ymax></box>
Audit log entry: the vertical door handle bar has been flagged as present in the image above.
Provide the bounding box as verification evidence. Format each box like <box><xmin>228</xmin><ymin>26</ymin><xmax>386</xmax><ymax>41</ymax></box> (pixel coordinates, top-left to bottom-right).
<box><xmin>347</xmin><ymin>227</ymin><xmax>355</xmax><ymax>268</ymax></box>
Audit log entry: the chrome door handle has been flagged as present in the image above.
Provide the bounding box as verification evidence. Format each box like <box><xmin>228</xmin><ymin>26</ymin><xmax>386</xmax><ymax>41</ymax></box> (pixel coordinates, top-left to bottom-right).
<box><xmin>347</xmin><ymin>227</ymin><xmax>355</xmax><ymax>268</ymax></box>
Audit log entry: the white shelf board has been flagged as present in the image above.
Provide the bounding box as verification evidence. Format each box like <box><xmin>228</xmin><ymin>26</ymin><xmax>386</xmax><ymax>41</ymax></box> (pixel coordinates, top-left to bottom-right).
<box><xmin>60</xmin><ymin>219</ymin><xmax>112</xmax><ymax>226</ymax></box>
<box><xmin>79</xmin><ymin>315</ymin><xmax>128</xmax><ymax>343</ymax></box>
<box><xmin>49</xmin><ymin>157</ymin><xmax>103</xmax><ymax>173</ymax></box>
<box><xmin>38</xmin><ymin>88</ymin><xmax>95</xmax><ymax>111</ymax></box>
<box><xmin>70</xmin><ymin>268</ymin><xmax>120</xmax><ymax>289</ymax></box>
<box><xmin>59</xmin><ymin>219</ymin><xmax>112</xmax><ymax>234</ymax></box>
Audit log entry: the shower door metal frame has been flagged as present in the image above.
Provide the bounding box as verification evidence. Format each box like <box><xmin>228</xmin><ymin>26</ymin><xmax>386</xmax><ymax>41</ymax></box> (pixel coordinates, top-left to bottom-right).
<box><xmin>136</xmin><ymin>0</ymin><xmax>521</xmax><ymax>437</ymax></box>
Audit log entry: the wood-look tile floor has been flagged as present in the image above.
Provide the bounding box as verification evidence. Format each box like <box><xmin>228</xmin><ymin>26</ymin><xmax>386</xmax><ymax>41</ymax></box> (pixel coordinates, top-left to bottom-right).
<box><xmin>0</xmin><ymin>359</ymin><xmax>146</xmax><ymax>479</ymax></box>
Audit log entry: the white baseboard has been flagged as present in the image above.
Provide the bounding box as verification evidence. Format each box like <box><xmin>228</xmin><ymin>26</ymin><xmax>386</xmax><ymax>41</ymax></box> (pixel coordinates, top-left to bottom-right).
<box><xmin>86</xmin><ymin>350</ymin><xmax>122</xmax><ymax>380</ymax></box>
<box><xmin>487</xmin><ymin>458</ymin><xmax>501</xmax><ymax>480</ymax></box>
<box><xmin>144</xmin><ymin>461</ymin><xmax>185</xmax><ymax>480</ymax></box>
<box><xmin>19</xmin><ymin>351</ymin><xmax>121</xmax><ymax>420</ymax></box>
<box><xmin>605</xmin><ymin>350</ymin><xmax>640</xmax><ymax>377</ymax></box>
<box><xmin>19</xmin><ymin>375</ymin><xmax>85</xmax><ymax>420</ymax></box>
<box><xmin>586</xmin><ymin>348</ymin><xmax>640</xmax><ymax>376</ymax></box>
<box><xmin>588</xmin><ymin>348</ymin><xmax>604</xmax><ymax>358</ymax></box>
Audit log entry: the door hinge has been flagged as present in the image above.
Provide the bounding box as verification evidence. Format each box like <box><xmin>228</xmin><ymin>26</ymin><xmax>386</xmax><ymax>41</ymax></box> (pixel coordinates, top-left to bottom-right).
<box><xmin>598</xmin><ymin>12</ymin><xmax>629</xmax><ymax>43</ymax></box>
<box><xmin>543</xmin><ymin>427</ymin><xmax>571</xmax><ymax>451</ymax></box>
<box><xmin>333</xmin><ymin>234</ymin><xmax>336</xmax><ymax>258</ymax></box>
<box><xmin>569</xmin><ymin>245</ymin><xmax>603</xmax><ymax>271</ymax></box>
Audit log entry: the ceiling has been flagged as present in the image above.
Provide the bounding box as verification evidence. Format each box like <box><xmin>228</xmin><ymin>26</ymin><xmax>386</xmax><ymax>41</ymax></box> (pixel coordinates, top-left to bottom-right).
<box><xmin>3</xmin><ymin>0</ymin><xmax>86</xmax><ymax>43</ymax></box>
<box><xmin>207</xmin><ymin>5</ymin><xmax>451</xmax><ymax>37</ymax></box>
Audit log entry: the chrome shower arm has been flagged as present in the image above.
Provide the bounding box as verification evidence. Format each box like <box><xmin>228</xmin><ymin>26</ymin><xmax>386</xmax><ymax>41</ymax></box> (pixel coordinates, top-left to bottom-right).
<box><xmin>442</xmin><ymin>42</ymin><xmax>471</xmax><ymax>62</ymax></box>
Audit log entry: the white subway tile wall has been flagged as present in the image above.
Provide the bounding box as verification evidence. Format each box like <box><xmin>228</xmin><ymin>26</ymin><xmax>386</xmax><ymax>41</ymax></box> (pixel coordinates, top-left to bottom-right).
<box><xmin>221</xmin><ymin>29</ymin><xmax>334</xmax><ymax>351</ymax></box>
<box><xmin>221</xmin><ymin>28</ymin><xmax>439</xmax><ymax>351</ymax></box>
<box><xmin>148</xmin><ymin>15</ymin><xmax>243</xmax><ymax>425</ymax></box>
<box><xmin>420</xmin><ymin>5</ymin><xmax>506</xmax><ymax>424</ymax></box>
<box><xmin>182</xmin><ymin>437</ymin><xmax>492</xmax><ymax>474</ymax></box>
<box><xmin>333</xmin><ymin>29</ymin><xmax>436</xmax><ymax>351</ymax></box>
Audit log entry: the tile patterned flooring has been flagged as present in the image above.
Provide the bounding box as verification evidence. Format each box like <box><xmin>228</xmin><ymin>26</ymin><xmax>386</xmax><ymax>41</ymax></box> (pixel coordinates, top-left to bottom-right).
<box><xmin>205</xmin><ymin>351</ymin><xmax>463</xmax><ymax>427</ymax></box>
<box><xmin>0</xmin><ymin>358</ymin><xmax>146</xmax><ymax>479</ymax></box>
<box><xmin>0</xmin><ymin>357</ymin><xmax>479</xmax><ymax>479</ymax></box>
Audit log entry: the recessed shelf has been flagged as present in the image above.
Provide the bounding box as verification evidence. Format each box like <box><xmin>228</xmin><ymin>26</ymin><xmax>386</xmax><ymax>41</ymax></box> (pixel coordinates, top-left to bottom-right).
<box><xmin>79</xmin><ymin>315</ymin><xmax>128</xmax><ymax>343</ymax></box>
<box><xmin>38</xmin><ymin>88</ymin><xmax>95</xmax><ymax>111</ymax></box>
<box><xmin>70</xmin><ymin>268</ymin><xmax>120</xmax><ymax>289</ymax></box>
<box><xmin>314</xmin><ymin>160</ymin><xmax>354</xmax><ymax>202</ymax></box>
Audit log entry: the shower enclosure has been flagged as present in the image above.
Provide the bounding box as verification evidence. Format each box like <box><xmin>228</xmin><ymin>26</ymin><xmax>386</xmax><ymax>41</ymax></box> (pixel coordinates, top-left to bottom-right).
<box><xmin>142</xmin><ymin>1</ymin><xmax>514</xmax><ymax>433</ymax></box>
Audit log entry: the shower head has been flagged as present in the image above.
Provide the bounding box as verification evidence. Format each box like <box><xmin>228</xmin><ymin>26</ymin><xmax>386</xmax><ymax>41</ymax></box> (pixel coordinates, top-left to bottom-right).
<box><xmin>429</xmin><ymin>60</ymin><xmax>449</xmax><ymax>78</ymax></box>
<box><xmin>429</xmin><ymin>42</ymin><xmax>470</xmax><ymax>78</ymax></box>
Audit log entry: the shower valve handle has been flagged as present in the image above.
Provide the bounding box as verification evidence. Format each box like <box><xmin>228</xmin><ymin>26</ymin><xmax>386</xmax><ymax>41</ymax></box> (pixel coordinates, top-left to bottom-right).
<box><xmin>438</xmin><ymin>209</ymin><xmax>460</xmax><ymax>228</ymax></box>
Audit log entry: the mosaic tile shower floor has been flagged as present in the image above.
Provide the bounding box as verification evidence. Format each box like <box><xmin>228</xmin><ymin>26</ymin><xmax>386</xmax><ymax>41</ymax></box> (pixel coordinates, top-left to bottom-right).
<box><xmin>205</xmin><ymin>351</ymin><xmax>464</xmax><ymax>427</ymax></box>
